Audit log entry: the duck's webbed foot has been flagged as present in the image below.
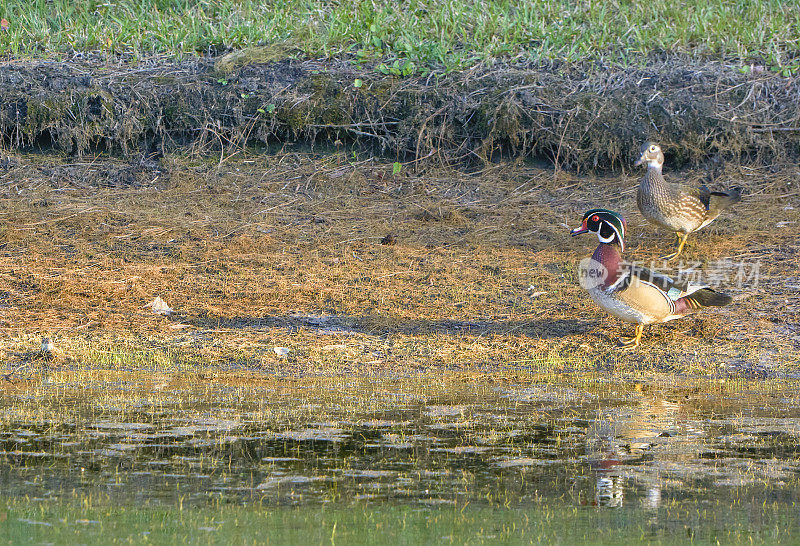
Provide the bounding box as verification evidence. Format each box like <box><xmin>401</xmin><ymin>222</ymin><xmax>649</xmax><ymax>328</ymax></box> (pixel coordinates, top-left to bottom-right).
<box><xmin>660</xmin><ymin>232</ymin><xmax>689</xmax><ymax>261</ymax></box>
<box><xmin>618</xmin><ymin>324</ymin><xmax>644</xmax><ymax>350</ymax></box>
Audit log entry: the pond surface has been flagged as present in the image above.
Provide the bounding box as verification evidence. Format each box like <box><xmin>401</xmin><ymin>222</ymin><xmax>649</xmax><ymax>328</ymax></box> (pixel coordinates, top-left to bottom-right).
<box><xmin>0</xmin><ymin>372</ymin><xmax>798</xmax><ymax>543</ymax></box>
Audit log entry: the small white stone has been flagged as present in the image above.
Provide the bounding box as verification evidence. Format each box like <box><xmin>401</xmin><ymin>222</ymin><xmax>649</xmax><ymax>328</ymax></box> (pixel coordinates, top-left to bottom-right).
<box><xmin>41</xmin><ymin>337</ymin><xmax>55</xmax><ymax>354</ymax></box>
<box><xmin>145</xmin><ymin>296</ymin><xmax>174</xmax><ymax>315</ymax></box>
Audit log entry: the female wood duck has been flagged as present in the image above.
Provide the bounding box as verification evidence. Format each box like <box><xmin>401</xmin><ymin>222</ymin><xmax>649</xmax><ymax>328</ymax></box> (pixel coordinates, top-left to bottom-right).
<box><xmin>571</xmin><ymin>209</ymin><xmax>732</xmax><ymax>349</ymax></box>
<box><xmin>635</xmin><ymin>142</ymin><xmax>741</xmax><ymax>260</ymax></box>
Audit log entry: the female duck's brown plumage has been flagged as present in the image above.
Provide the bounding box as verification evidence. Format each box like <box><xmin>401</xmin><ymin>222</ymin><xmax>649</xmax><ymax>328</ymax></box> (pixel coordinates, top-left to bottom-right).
<box><xmin>571</xmin><ymin>209</ymin><xmax>732</xmax><ymax>349</ymax></box>
<box><xmin>635</xmin><ymin>142</ymin><xmax>741</xmax><ymax>260</ymax></box>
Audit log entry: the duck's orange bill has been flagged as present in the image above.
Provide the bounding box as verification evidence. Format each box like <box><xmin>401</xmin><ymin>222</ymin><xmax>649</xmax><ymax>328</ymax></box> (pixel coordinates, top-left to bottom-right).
<box><xmin>571</xmin><ymin>219</ymin><xmax>589</xmax><ymax>236</ymax></box>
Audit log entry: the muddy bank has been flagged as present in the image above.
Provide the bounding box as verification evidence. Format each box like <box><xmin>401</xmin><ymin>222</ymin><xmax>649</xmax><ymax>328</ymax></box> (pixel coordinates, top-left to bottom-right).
<box><xmin>0</xmin><ymin>54</ymin><xmax>798</xmax><ymax>170</ymax></box>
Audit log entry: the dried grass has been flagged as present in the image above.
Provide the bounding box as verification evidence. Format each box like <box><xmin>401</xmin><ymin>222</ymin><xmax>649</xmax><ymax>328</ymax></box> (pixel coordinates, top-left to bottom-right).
<box><xmin>0</xmin><ymin>150</ymin><xmax>795</xmax><ymax>379</ymax></box>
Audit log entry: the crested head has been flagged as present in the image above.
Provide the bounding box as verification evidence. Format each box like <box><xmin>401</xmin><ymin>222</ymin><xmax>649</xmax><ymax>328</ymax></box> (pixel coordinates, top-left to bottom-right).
<box><xmin>634</xmin><ymin>141</ymin><xmax>664</xmax><ymax>170</ymax></box>
<box><xmin>571</xmin><ymin>209</ymin><xmax>627</xmax><ymax>252</ymax></box>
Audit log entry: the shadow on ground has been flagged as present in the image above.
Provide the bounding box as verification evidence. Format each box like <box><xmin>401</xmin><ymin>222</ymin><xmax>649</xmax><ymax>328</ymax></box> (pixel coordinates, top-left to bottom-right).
<box><xmin>176</xmin><ymin>313</ymin><xmax>595</xmax><ymax>340</ymax></box>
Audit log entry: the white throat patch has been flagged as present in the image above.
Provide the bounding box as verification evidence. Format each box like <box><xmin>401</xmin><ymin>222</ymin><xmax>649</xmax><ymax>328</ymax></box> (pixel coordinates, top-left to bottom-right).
<box><xmin>597</xmin><ymin>220</ymin><xmax>625</xmax><ymax>252</ymax></box>
<box><xmin>597</xmin><ymin>231</ymin><xmax>615</xmax><ymax>244</ymax></box>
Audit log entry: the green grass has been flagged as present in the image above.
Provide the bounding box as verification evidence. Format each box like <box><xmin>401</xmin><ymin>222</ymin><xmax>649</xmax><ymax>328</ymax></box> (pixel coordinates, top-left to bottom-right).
<box><xmin>2</xmin><ymin>0</ymin><xmax>799</xmax><ymax>72</ymax></box>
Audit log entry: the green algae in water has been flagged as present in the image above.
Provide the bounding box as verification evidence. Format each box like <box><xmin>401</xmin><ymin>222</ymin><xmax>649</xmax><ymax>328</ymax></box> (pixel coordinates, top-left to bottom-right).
<box><xmin>0</xmin><ymin>499</ymin><xmax>797</xmax><ymax>545</ymax></box>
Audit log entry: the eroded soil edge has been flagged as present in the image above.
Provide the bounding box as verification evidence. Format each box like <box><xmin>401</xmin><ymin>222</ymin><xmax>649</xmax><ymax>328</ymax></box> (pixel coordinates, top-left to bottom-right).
<box><xmin>0</xmin><ymin>55</ymin><xmax>798</xmax><ymax>170</ymax></box>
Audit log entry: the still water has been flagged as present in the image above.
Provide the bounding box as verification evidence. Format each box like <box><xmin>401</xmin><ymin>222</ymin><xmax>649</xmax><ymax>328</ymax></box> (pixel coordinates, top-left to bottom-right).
<box><xmin>0</xmin><ymin>372</ymin><xmax>797</xmax><ymax>543</ymax></box>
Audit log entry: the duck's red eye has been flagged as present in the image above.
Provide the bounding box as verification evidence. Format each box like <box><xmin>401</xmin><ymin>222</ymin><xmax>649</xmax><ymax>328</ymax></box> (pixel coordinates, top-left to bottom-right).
<box><xmin>591</xmin><ymin>215</ymin><xmax>599</xmax><ymax>222</ymax></box>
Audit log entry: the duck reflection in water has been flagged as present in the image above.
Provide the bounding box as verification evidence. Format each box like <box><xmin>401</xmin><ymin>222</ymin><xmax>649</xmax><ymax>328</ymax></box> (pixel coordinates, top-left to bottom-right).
<box><xmin>584</xmin><ymin>396</ymin><xmax>685</xmax><ymax>510</ymax></box>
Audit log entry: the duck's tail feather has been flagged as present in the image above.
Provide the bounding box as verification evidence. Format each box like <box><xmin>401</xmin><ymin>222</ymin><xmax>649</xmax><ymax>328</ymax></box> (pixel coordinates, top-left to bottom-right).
<box><xmin>676</xmin><ymin>287</ymin><xmax>732</xmax><ymax>313</ymax></box>
<box><xmin>709</xmin><ymin>187</ymin><xmax>742</xmax><ymax>211</ymax></box>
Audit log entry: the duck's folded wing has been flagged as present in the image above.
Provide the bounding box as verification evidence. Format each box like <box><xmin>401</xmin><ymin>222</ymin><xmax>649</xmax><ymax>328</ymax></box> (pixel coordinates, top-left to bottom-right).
<box><xmin>617</xmin><ymin>264</ymin><xmax>690</xmax><ymax>300</ymax></box>
<box><xmin>671</xmin><ymin>183</ymin><xmax>711</xmax><ymax>210</ymax></box>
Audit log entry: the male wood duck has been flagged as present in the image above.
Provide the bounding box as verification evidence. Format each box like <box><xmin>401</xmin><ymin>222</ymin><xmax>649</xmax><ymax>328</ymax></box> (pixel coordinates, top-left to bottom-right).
<box><xmin>635</xmin><ymin>142</ymin><xmax>741</xmax><ymax>260</ymax></box>
<box><xmin>571</xmin><ymin>209</ymin><xmax>732</xmax><ymax>349</ymax></box>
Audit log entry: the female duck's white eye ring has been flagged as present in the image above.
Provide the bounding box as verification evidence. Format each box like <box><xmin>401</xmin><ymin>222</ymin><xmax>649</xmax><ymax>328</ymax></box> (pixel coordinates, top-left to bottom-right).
<box><xmin>649</xmin><ymin>145</ymin><xmax>657</xmax><ymax>152</ymax></box>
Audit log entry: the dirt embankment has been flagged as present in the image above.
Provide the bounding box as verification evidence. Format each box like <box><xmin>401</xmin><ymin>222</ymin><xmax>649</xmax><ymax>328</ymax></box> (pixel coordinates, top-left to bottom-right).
<box><xmin>0</xmin><ymin>53</ymin><xmax>798</xmax><ymax>170</ymax></box>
